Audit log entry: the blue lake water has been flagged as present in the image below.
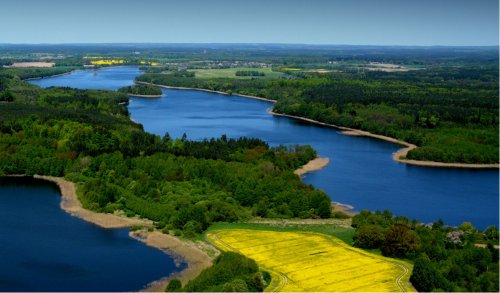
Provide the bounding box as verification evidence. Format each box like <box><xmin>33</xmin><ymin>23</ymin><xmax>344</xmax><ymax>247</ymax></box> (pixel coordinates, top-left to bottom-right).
<box><xmin>30</xmin><ymin>66</ymin><xmax>499</xmax><ymax>229</ymax></box>
<box><xmin>0</xmin><ymin>177</ymin><xmax>184</xmax><ymax>292</ymax></box>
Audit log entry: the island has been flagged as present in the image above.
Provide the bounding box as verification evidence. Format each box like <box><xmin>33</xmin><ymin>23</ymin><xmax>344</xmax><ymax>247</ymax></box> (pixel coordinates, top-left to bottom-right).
<box><xmin>118</xmin><ymin>84</ymin><xmax>163</xmax><ymax>98</ymax></box>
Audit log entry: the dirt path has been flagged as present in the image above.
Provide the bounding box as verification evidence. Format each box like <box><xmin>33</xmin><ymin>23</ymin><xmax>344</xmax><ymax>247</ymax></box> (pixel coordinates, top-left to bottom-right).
<box><xmin>395</xmin><ymin>263</ymin><xmax>410</xmax><ymax>292</ymax></box>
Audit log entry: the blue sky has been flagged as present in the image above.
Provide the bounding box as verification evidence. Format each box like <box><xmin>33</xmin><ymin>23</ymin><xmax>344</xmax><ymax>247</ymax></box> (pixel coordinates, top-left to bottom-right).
<box><xmin>0</xmin><ymin>0</ymin><xmax>498</xmax><ymax>45</ymax></box>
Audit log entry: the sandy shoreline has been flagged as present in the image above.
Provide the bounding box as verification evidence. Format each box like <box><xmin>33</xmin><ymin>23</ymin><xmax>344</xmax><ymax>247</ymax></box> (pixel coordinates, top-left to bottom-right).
<box><xmin>127</xmin><ymin>93</ymin><xmax>162</xmax><ymax>98</ymax></box>
<box><xmin>271</xmin><ymin>111</ymin><xmax>499</xmax><ymax>169</ymax></box>
<box><xmin>294</xmin><ymin>157</ymin><xmax>330</xmax><ymax>176</ymax></box>
<box><xmin>32</xmin><ymin>175</ymin><xmax>213</xmax><ymax>290</ymax></box>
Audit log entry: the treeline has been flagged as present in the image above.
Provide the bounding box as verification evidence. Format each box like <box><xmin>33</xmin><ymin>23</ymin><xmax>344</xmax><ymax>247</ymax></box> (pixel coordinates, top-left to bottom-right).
<box><xmin>118</xmin><ymin>84</ymin><xmax>162</xmax><ymax>96</ymax></box>
<box><xmin>352</xmin><ymin>210</ymin><xmax>499</xmax><ymax>292</ymax></box>
<box><xmin>0</xmin><ymin>66</ymin><xmax>78</xmax><ymax>80</ymax></box>
<box><xmin>136</xmin><ymin>62</ymin><xmax>499</xmax><ymax>164</ymax></box>
<box><xmin>167</xmin><ymin>252</ymin><xmax>270</xmax><ymax>292</ymax></box>
<box><xmin>235</xmin><ymin>70</ymin><xmax>265</xmax><ymax>77</ymax></box>
<box><xmin>0</xmin><ymin>75</ymin><xmax>331</xmax><ymax>238</ymax></box>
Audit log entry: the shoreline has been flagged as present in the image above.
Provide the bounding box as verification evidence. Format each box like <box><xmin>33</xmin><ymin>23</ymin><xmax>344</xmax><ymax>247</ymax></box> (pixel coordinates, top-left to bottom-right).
<box><xmin>270</xmin><ymin>111</ymin><xmax>499</xmax><ymax>169</ymax></box>
<box><xmin>24</xmin><ymin>69</ymin><xmax>79</xmax><ymax>81</ymax></box>
<box><xmin>135</xmin><ymin>81</ymin><xmax>277</xmax><ymax>103</ymax></box>
<box><xmin>127</xmin><ymin>93</ymin><xmax>162</xmax><ymax>98</ymax></box>
<box><xmin>136</xmin><ymin>82</ymin><xmax>497</xmax><ymax>169</ymax></box>
<box><xmin>294</xmin><ymin>157</ymin><xmax>330</xmax><ymax>176</ymax></box>
<box><xmin>32</xmin><ymin>175</ymin><xmax>213</xmax><ymax>290</ymax></box>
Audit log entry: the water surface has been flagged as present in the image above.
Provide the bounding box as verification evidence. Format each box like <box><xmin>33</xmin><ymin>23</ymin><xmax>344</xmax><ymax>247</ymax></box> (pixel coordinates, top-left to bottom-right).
<box><xmin>31</xmin><ymin>66</ymin><xmax>499</xmax><ymax>229</ymax></box>
<box><xmin>0</xmin><ymin>177</ymin><xmax>183</xmax><ymax>291</ymax></box>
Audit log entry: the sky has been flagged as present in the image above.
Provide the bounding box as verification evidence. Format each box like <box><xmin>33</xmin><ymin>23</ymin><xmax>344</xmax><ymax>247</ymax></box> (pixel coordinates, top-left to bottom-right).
<box><xmin>0</xmin><ymin>0</ymin><xmax>498</xmax><ymax>46</ymax></box>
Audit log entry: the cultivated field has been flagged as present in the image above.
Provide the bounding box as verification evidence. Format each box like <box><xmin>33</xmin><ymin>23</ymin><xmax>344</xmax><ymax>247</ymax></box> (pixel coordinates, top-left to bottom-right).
<box><xmin>207</xmin><ymin>229</ymin><xmax>415</xmax><ymax>292</ymax></box>
<box><xmin>189</xmin><ymin>67</ymin><xmax>284</xmax><ymax>79</ymax></box>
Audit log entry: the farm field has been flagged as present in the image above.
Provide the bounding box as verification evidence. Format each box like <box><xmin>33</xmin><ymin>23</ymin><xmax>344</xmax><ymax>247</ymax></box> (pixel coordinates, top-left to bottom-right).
<box><xmin>189</xmin><ymin>67</ymin><xmax>284</xmax><ymax>79</ymax></box>
<box><xmin>207</xmin><ymin>229</ymin><xmax>415</xmax><ymax>292</ymax></box>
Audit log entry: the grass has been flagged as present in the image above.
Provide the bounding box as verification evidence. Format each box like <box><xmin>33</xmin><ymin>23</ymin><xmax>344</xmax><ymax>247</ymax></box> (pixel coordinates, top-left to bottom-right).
<box><xmin>189</xmin><ymin>67</ymin><xmax>284</xmax><ymax>79</ymax></box>
<box><xmin>206</xmin><ymin>221</ymin><xmax>355</xmax><ymax>245</ymax></box>
<box><xmin>207</xmin><ymin>229</ymin><xmax>415</xmax><ymax>292</ymax></box>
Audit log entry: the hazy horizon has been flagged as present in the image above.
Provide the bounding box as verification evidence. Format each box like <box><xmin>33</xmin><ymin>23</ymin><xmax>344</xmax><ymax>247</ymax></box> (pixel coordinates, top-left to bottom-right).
<box><xmin>0</xmin><ymin>0</ymin><xmax>498</xmax><ymax>46</ymax></box>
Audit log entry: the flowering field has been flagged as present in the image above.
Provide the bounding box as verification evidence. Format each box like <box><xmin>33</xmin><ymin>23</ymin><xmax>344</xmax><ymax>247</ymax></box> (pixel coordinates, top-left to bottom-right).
<box><xmin>207</xmin><ymin>229</ymin><xmax>415</xmax><ymax>292</ymax></box>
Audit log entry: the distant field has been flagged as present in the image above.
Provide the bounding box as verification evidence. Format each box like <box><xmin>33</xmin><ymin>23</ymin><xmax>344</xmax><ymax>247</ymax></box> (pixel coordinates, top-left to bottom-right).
<box><xmin>207</xmin><ymin>229</ymin><xmax>415</xmax><ymax>292</ymax></box>
<box><xmin>190</xmin><ymin>67</ymin><xmax>284</xmax><ymax>79</ymax></box>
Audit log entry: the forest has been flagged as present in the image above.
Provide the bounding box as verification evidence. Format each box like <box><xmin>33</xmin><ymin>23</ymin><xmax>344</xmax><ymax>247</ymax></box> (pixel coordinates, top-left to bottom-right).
<box><xmin>118</xmin><ymin>84</ymin><xmax>162</xmax><ymax>96</ymax></box>
<box><xmin>352</xmin><ymin>210</ymin><xmax>499</xmax><ymax>292</ymax></box>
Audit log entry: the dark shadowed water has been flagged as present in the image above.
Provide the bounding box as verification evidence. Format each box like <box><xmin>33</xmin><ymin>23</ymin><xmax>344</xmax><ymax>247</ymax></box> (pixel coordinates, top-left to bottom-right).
<box><xmin>31</xmin><ymin>66</ymin><xmax>499</xmax><ymax>229</ymax></box>
<box><xmin>0</xmin><ymin>177</ymin><xmax>184</xmax><ymax>292</ymax></box>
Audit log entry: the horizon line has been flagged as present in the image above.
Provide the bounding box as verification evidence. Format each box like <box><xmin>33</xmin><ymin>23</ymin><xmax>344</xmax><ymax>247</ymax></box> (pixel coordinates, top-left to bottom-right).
<box><xmin>0</xmin><ymin>42</ymin><xmax>498</xmax><ymax>48</ymax></box>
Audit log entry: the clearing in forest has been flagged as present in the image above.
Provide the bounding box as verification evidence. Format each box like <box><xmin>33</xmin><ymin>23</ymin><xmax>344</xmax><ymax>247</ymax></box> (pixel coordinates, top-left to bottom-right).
<box><xmin>207</xmin><ymin>229</ymin><xmax>415</xmax><ymax>292</ymax></box>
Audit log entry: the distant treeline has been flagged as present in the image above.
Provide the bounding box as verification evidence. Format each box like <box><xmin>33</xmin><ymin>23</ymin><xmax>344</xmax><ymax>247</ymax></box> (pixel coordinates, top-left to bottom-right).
<box><xmin>235</xmin><ymin>70</ymin><xmax>265</xmax><ymax>77</ymax></box>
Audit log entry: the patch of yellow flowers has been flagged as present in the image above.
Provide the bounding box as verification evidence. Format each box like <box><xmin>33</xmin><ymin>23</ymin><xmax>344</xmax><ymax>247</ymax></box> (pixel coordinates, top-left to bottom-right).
<box><xmin>90</xmin><ymin>59</ymin><xmax>126</xmax><ymax>65</ymax></box>
<box><xmin>207</xmin><ymin>229</ymin><xmax>415</xmax><ymax>292</ymax></box>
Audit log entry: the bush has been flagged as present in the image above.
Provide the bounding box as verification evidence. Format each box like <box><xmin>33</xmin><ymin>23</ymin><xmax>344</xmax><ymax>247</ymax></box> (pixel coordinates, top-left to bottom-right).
<box><xmin>165</xmin><ymin>278</ymin><xmax>182</xmax><ymax>292</ymax></box>
<box><xmin>353</xmin><ymin>224</ymin><xmax>385</xmax><ymax>249</ymax></box>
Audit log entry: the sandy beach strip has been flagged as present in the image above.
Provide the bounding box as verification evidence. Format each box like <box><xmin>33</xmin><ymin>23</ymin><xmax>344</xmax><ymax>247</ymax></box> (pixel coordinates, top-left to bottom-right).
<box><xmin>127</xmin><ymin>93</ymin><xmax>162</xmax><ymax>98</ymax></box>
<box><xmin>32</xmin><ymin>175</ymin><xmax>214</xmax><ymax>289</ymax></box>
<box><xmin>294</xmin><ymin>157</ymin><xmax>330</xmax><ymax>176</ymax></box>
<box><xmin>271</xmin><ymin>111</ymin><xmax>499</xmax><ymax>169</ymax></box>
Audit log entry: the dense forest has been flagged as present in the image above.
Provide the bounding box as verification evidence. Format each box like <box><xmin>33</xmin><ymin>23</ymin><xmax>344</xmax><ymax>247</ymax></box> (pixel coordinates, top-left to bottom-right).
<box><xmin>0</xmin><ymin>69</ymin><xmax>331</xmax><ymax>238</ymax></box>
<box><xmin>352</xmin><ymin>210</ymin><xmax>499</xmax><ymax>291</ymax></box>
<box><xmin>136</xmin><ymin>61</ymin><xmax>499</xmax><ymax>164</ymax></box>
<box><xmin>118</xmin><ymin>84</ymin><xmax>162</xmax><ymax>96</ymax></box>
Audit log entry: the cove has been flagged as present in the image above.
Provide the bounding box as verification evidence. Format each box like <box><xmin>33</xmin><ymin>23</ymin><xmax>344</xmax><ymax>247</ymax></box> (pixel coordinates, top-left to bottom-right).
<box><xmin>0</xmin><ymin>177</ymin><xmax>184</xmax><ymax>291</ymax></box>
<box><xmin>30</xmin><ymin>66</ymin><xmax>499</xmax><ymax>229</ymax></box>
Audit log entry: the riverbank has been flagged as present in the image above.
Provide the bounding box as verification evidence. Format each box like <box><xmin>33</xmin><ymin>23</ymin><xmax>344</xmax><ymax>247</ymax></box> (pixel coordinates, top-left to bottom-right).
<box><xmin>136</xmin><ymin>82</ymin><xmax>497</xmax><ymax>169</ymax></box>
<box><xmin>32</xmin><ymin>175</ymin><xmax>214</xmax><ymax>290</ymax></box>
<box><xmin>135</xmin><ymin>81</ymin><xmax>277</xmax><ymax>103</ymax></box>
<box><xmin>271</xmin><ymin>111</ymin><xmax>499</xmax><ymax>169</ymax></box>
<box><xmin>24</xmin><ymin>69</ymin><xmax>78</xmax><ymax>81</ymax></box>
<box><xmin>127</xmin><ymin>93</ymin><xmax>162</xmax><ymax>98</ymax></box>
<box><xmin>294</xmin><ymin>157</ymin><xmax>330</xmax><ymax>176</ymax></box>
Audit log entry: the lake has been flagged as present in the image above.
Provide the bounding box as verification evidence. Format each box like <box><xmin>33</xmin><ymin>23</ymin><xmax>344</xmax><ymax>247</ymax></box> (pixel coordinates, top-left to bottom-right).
<box><xmin>0</xmin><ymin>177</ymin><xmax>184</xmax><ymax>292</ymax></box>
<box><xmin>30</xmin><ymin>66</ymin><xmax>499</xmax><ymax>229</ymax></box>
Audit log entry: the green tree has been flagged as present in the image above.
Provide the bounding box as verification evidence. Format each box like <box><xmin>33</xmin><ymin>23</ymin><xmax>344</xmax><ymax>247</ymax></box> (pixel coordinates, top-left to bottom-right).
<box><xmin>382</xmin><ymin>224</ymin><xmax>420</xmax><ymax>257</ymax></box>
<box><xmin>353</xmin><ymin>224</ymin><xmax>385</xmax><ymax>249</ymax></box>
<box><xmin>165</xmin><ymin>279</ymin><xmax>182</xmax><ymax>292</ymax></box>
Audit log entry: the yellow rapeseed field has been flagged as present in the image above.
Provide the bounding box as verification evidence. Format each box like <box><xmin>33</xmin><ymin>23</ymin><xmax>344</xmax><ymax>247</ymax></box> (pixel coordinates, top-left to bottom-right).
<box><xmin>207</xmin><ymin>229</ymin><xmax>415</xmax><ymax>292</ymax></box>
<box><xmin>90</xmin><ymin>59</ymin><xmax>126</xmax><ymax>65</ymax></box>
